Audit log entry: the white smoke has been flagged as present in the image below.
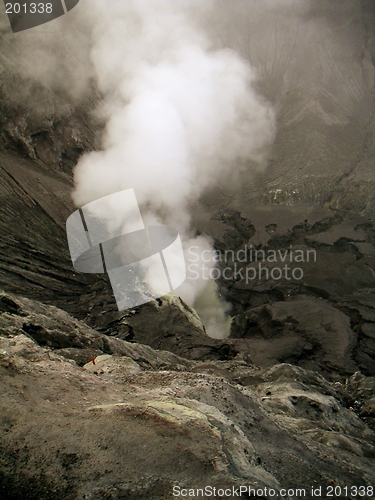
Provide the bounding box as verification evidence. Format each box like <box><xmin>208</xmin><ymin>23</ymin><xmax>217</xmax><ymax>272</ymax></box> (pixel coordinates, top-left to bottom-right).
<box><xmin>69</xmin><ymin>0</ymin><xmax>275</xmax><ymax>338</ymax></box>
<box><xmin>1</xmin><ymin>0</ymin><xmax>276</xmax><ymax>337</ymax></box>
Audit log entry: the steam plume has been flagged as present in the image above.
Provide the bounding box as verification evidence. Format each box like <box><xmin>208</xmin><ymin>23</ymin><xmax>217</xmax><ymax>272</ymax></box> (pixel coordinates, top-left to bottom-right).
<box><xmin>2</xmin><ymin>0</ymin><xmax>276</xmax><ymax>337</ymax></box>
<box><xmin>70</xmin><ymin>0</ymin><xmax>275</xmax><ymax>338</ymax></box>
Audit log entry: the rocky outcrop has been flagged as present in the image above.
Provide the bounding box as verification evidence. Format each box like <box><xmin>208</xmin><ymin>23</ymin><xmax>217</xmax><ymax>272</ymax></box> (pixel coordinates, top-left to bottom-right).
<box><xmin>230</xmin><ymin>296</ymin><xmax>358</xmax><ymax>373</ymax></box>
<box><xmin>346</xmin><ymin>371</ymin><xmax>375</xmax><ymax>431</ymax></box>
<box><xmin>0</xmin><ymin>291</ymin><xmax>195</xmax><ymax>369</ymax></box>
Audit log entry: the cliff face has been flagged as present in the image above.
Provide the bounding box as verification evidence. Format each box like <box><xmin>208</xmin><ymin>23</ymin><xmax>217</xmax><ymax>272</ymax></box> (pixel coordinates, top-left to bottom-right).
<box><xmin>210</xmin><ymin>0</ymin><xmax>375</xmax><ymax>213</ymax></box>
<box><xmin>0</xmin><ymin>1</ymin><xmax>375</xmax><ymax>498</ymax></box>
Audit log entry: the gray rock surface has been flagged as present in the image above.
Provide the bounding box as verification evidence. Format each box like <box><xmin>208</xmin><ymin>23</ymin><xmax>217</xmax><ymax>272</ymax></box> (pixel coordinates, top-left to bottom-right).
<box><xmin>1</xmin><ymin>301</ymin><xmax>374</xmax><ymax>499</ymax></box>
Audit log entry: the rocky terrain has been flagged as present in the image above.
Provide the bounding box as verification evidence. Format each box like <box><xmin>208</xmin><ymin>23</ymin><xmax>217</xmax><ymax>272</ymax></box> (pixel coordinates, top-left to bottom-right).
<box><xmin>0</xmin><ymin>0</ymin><xmax>375</xmax><ymax>498</ymax></box>
<box><xmin>1</xmin><ymin>291</ymin><xmax>375</xmax><ymax>499</ymax></box>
